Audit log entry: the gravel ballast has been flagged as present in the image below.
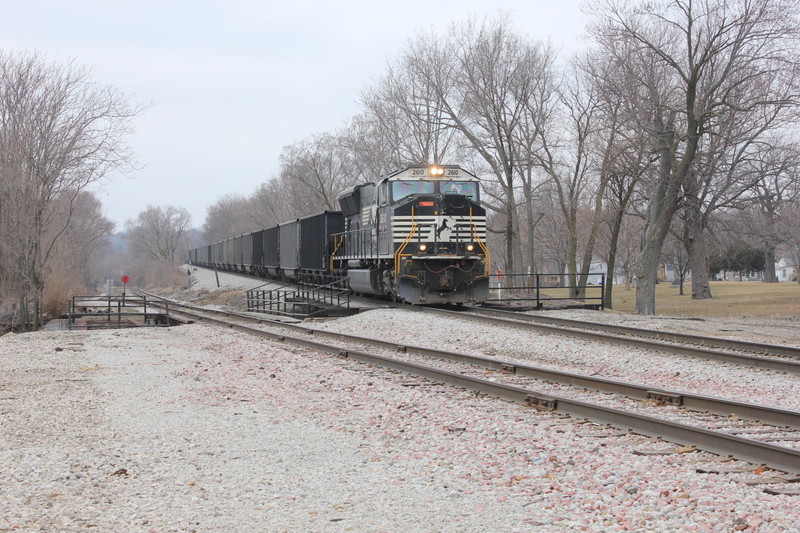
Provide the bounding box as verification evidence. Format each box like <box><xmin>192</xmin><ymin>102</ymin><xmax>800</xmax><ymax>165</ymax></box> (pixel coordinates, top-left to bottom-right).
<box><xmin>3</xmin><ymin>314</ymin><xmax>800</xmax><ymax>532</ymax></box>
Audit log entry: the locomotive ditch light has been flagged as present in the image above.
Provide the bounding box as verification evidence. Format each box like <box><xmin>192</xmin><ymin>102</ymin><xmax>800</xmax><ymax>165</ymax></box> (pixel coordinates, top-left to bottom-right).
<box><xmin>419</xmin><ymin>244</ymin><xmax>428</xmax><ymax>252</ymax></box>
<box><xmin>466</xmin><ymin>244</ymin><xmax>475</xmax><ymax>252</ymax></box>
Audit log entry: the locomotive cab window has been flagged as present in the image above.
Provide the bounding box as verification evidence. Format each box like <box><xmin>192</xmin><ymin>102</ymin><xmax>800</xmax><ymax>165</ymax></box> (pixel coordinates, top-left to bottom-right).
<box><xmin>440</xmin><ymin>181</ymin><xmax>478</xmax><ymax>201</ymax></box>
<box><xmin>391</xmin><ymin>180</ymin><xmax>435</xmax><ymax>203</ymax></box>
<box><xmin>378</xmin><ymin>182</ymin><xmax>388</xmax><ymax>206</ymax></box>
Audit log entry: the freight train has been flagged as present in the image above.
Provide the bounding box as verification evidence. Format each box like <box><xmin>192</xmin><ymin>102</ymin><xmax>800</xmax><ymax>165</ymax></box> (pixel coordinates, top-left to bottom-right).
<box><xmin>188</xmin><ymin>165</ymin><xmax>490</xmax><ymax>304</ymax></box>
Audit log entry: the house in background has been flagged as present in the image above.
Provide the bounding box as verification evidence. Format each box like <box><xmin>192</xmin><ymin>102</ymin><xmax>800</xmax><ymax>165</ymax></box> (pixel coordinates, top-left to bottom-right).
<box><xmin>557</xmin><ymin>257</ymin><xmax>797</xmax><ymax>286</ymax></box>
<box><xmin>776</xmin><ymin>257</ymin><xmax>798</xmax><ymax>282</ymax></box>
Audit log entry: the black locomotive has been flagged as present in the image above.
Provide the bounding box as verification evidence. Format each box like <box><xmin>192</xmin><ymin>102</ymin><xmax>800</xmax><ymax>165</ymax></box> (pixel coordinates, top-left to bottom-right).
<box><xmin>188</xmin><ymin>165</ymin><xmax>490</xmax><ymax>304</ymax></box>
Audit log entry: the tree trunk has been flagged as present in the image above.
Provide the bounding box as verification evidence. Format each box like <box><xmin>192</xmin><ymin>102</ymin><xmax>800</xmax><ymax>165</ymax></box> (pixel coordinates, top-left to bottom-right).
<box><xmin>687</xmin><ymin>225</ymin><xmax>713</xmax><ymax>299</ymax></box>
<box><xmin>604</xmin><ymin>180</ymin><xmax>636</xmax><ymax>309</ymax></box>
<box><xmin>683</xmin><ymin>170</ymin><xmax>712</xmax><ymax>299</ymax></box>
<box><xmin>763</xmin><ymin>248</ymin><xmax>777</xmax><ymax>283</ymax></box>
<box><xmin>636</xmin><ymin>262</ymin><xmax>658</xmax><ymax>315</ymax></box>
<box><xmin>505</xmin><ymin>201</ymin><xmax>515</xmax><ymax>275</ymax></box>
<box><xmin>636</xmin><ymin>199</ymin><xmax>668</xmax><ymax>314</ymax></box>
<box><xmin>567</xmin><ymin>232</ymin><xmax>578</xmax><ymax>298</ymax></box>
<box><xmin>636</xmin><ymin>109</ymin><xmax>700</xmax><ymax>315</ymax></box>
<box><xmin>637</xmin><ymin>206</ymin><xmax>672</xmax><ymax>312</ymax></box>
<box><xmin>636</xmin><ymin>246</ymin><xmax>661</xmax><ymax>315</ymax></box>
<box><xmin>603</xmin><ymin>220</ymin><xmax>622</xmax><ymax>309</ymax></box>
<box><xmin>523</xmin><ymin>189</ymin><xmax>536</xmax><ymax>274</ymax></box>
<box><xmin>30</xmin><ymin>266</ymin><xmax>44</xmax><ymax>330</ymax></box>
<box><xmin>33</xmin><ymin>291</ymin><xmax>42</xmax><ymax>330</ymax></box>
<box><xmin>576</xmin><ymin>175</ymin><xmax>609</xmax><ymax>300</ymax></box>
<box><xmin>18</xmin><ymin>293</ymin><xmax>28</xmax><ymax>331</ymax></box>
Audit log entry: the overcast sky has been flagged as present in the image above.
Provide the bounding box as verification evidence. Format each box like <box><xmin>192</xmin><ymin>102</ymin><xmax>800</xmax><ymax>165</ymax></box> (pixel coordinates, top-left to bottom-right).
<box><xmin>0</xmin><ymin>0</ymin><xmax>589</xmax><ymax>231</ymax></box>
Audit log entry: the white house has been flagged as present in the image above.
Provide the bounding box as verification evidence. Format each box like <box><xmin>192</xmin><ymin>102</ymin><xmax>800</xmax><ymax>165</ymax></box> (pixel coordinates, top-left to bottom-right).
<box><xmin>563</xmin><ymin>257</ymin><xmax>796</xmax><ymax>285</ymax></box>
<box><xmin>776</xmin><ymin>257</ymin><xmax>798</xmax><ymax>282</ymax></box>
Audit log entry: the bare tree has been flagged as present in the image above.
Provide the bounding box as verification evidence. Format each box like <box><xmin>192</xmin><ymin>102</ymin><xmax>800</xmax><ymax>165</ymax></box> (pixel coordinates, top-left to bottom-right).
<box><xmin>341</xmin><ymin>112</ymin><xmax>407</xmax><ymax>183</ymax></box>
<box><xmin>512</xmin><ymin>43</ymin><xmax>560</xmax><ymax>276</ymax></box>
<box><xmin>278</xmin><ymin>132</ymin><xmax>353</xmax><ymax>213</ymax></box>
<box><xmin>399</xmin><ymin>15</ymin><xmax>557</xmax><ymax>273</ymax></box>
<box><xmin>589</xmin><ymin>0</ymin><xmax>800</xmax><ymax>314</ymax></box>
<box><xmin>202</xmin><ymin>193</ymin><xmax>260</xmax><ymax>243</ymax></box>
<box><xmin>0</xmin><ymin>52</ymin><xmax>141</xmax><ymax>329</ymax></box>
<box><xmin>606</xmin><ymin>210</ymin><xmax>645</xmax><ymax>292</ymax></box>
<box><xmin>250</xmin><ymin>177</ymin><xmax>296</xmax><ymax>227</ymax></box>
<box><xmin>126</xmin><ymin>205</ymin><xmax>192</xmax><ymax>266</ymax></box>
<box><xmin>359</xmin><ymin>58</ymin><xmax>459</xmax><ymax>167</ymax></box>
<box><xmin>578</xmin><ymin>42</ymin><xmax>657</xmax><ymax>308</ymax></box>
<box><xmin>664</xmin><ymin>228</ymin><xmax>692</xmax><ymax>294</ymax></box>
<box><xmin>740</xmin><ymin>139</ymin><xmax>800</xmax><ymax>281</ymax></box>
<box><xmin>779</xmin><ymin>198</ymin><xmax>800</xmax><ymax>283</ymax></box>
<box><xmin>676</xmin><ymin>80</ymin><xmax>799</xmax><ymax>298</ymax></box>
<box><xmin>41</xmin><ymin>191</ymin><xmax>114</xmax><ymax>315</ymax></box>
<box><xmin>531</xmin><ymin>60</ymin><xmax>611</xmax><ymax>298</ymax></box>
<box><xmin>530</xmin><ymin>181</ymin><xmax>571</xmax><ymax>276</ymax></box>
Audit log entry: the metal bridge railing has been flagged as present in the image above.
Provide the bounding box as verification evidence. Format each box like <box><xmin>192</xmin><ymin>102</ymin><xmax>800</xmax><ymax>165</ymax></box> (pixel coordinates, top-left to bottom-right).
<box><xmin>246</xmin><ymin>277</ymin><xmax>351</xmax><ymax>319</ymax></box>
<box><xmin>67</xmin><ymin>294</ymin><xmax>171</xmax><ymax>329</ymax></box>
<box><xmin>487</xmin><ymin>273</ymin><xmax>605</xmax><ymax>310</ymax></box>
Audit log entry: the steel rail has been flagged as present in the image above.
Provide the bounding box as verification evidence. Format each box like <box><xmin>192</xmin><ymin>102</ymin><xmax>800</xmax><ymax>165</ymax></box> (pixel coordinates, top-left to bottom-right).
<box><xmin>138</xmin><ymin>291</ymin><xmax>800</xmax><ymax>429</ymax></box>
<box><xmin>471</xmin><ymin>306</ymin><xmax>800</xmax><ymax>360</ymax></box>
<box><xmin>399</xmin><ymin>305</ymin><xmax>800</xmax><ymax>375</ymax></box>
<box><xmin>139</xmin><ymin>292</ymin><xmax>800</xmax><ymax>474</ymax></box>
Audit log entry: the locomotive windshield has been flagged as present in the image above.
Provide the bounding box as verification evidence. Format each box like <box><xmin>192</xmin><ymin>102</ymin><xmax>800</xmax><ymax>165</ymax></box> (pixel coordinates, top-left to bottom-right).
<box><xmin>391</xmin><ymin>179</ymin><xmax>479</xmax><ymax>203</ymax></box>
<box><xmin>441</xmin><ymin>181</ymin><xmax>478</xmax><ymax>201</ymax></box>
<box><xmin>392</xmin><ymin>180</ymin><xmax>435</xmax><ymax>202</ymax></box>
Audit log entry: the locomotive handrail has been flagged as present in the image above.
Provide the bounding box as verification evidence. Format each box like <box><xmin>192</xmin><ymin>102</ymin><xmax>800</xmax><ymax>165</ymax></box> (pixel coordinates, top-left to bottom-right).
<box><xmin>330</xmin><ymin>227</ymin><xmax>375</xmax><ymax>261</ymax></box>
<box><xmin>470</xmin><ymin>207</ymin><xmax>491</xmax><ymax>276</ymax></box>
<box><xmin>329</xmin><ymin>234</ymin><xmax>345</xmax><ymax>271</ymax></box>
<box><xmin>394</xmin><ymin>221</ymin><xmax>418</xmax><ymax>284</ymax></box>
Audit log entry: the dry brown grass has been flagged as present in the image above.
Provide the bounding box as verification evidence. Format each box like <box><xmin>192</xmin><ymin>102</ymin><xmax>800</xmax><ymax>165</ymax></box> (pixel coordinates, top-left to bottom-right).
<box><xmin>43</xmin><ymin>273</ymin><xmax>87</xmax><ymax>319</ymax></box>
<box><xmin>609</xmin><ymin>281</ymin><xmax>800</xmax><ymax>318</ymax></box>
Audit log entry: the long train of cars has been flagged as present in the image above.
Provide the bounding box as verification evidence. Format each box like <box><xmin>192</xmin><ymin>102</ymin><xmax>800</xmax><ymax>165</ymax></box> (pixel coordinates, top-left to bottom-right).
<box><xmin>188</xmin><ymin>165</ymin><xmax>490</xmax><ymax>304</ymax></box>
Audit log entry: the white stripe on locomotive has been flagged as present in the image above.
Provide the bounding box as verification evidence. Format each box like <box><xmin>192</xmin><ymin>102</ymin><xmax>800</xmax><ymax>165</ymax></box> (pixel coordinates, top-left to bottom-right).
<box><xmin>392</xmin><ymin>215</ymin><xmax>486</xmax><ymax>243</ymax></box>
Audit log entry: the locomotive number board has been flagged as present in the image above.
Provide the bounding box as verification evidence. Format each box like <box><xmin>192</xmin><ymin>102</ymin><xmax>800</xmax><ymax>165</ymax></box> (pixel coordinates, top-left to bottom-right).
<box><xmin>405</xmin><ymin>167</ymin><xmax>462</xmax><ymax>178</ymax></box>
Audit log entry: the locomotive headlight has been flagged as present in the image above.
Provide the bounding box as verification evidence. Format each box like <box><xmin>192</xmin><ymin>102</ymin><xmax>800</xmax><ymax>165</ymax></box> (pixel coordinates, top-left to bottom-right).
<box><xmin>429</xmin><ymin>166</ymin><xmax>445</xmax><ymax>177</ymax></box>
<box><xmin>419</xmin><ymin>244</ymin><xmax>428</xmax><ymax>252</ymax></box>
<box><xmin>466</xmin><ymin>244</ymin><xmax>475</xmax><ymax>252</ymax></box>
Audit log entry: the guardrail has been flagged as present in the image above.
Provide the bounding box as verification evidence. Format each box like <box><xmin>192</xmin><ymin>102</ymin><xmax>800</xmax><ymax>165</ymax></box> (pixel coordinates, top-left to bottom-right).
<box><xmin>487</xmin><ymin>273</ymin><xmax>605</xmax><ymax>310</ymax></box>
<box><xmin>67</xmin><ymin>295</ymin><xmax>171</xmax><ymax>329</ymax></box>
<box><xmin>247</xmin><ymin>277</ymin><xmax>351</xmax><ymax>319</ymax></box>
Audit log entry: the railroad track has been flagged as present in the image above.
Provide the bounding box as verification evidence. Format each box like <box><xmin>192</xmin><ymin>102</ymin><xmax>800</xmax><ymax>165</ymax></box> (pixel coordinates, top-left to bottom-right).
<box><xmin>394</xmin><ymin>304</ymin><xmax>800</xmax><ymax>375</ymax></box>
<box><xmin>137</xmin><ymin>290</ymin><xmax>800</xmax><ymax>487</ymax></box>
<box><xmin>472</xmin><ymin>306</ymin><xmax>800</xmax><ymax>358</ymax></box>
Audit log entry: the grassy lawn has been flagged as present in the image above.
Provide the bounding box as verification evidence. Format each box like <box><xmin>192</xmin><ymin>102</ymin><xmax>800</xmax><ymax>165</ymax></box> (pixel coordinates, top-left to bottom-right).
<box><xmin>608</xmin><ymin>281</ymin><xmax>800</xmax><ymax>318</ymax></box>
